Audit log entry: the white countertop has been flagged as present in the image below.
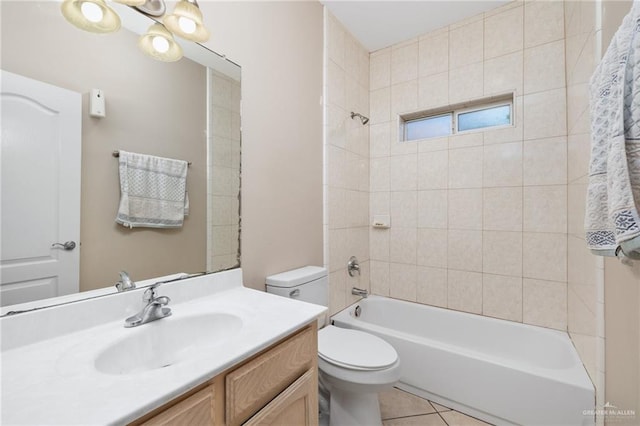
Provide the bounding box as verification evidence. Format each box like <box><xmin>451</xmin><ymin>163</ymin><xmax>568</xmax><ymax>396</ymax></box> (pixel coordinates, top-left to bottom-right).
<box><xmin>0</xmin><ymin>269</ymin><xmax>326</xmax><ymax>425</ymax></box>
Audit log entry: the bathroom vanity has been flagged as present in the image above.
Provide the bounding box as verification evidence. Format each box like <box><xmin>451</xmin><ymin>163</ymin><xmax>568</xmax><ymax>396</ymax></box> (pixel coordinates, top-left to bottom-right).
<box><xmin>0</xmin><ymin>269</ymin><xmax>325</xmax><ymax>425</ymax></box>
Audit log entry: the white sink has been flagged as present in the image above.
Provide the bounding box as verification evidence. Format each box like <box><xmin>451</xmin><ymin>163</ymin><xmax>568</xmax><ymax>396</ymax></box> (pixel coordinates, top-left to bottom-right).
<box><xmin>94</xmin><ymin>313</ymin><xmax>242</xmax><ymax>375</ymax></box>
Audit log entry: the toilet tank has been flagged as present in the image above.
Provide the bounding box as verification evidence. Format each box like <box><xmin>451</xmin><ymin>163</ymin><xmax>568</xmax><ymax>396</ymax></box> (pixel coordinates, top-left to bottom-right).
<box><xmin>265</xmin><ymin>266</ymin><xmax>328</xmax><ymax>308</ymax></box>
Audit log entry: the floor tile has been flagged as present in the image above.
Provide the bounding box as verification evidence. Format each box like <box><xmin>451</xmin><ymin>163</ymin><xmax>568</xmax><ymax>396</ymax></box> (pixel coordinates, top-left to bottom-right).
<box><xmin>379</xmin><ymin>387</ymin><xmax>436</xmax><ymax>420</ymax></box>
<box><xmin>431</xmin><ymin>402</ymin><xmax>453</xmax><ymax>412</ymax></box>
<box><xmin>383</xmin><ymin>413</ymin><xmax>447</xmax><ymax>426</ymax></box>
<box><xmin>440</xmin><ymin>410</ymin><xmax>492</xmax><ymax>426</ymax></box>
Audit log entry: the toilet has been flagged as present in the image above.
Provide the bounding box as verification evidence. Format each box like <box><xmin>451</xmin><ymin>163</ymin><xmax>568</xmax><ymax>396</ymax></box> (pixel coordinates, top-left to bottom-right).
<box><xmin>266</xmin><ymin>266</ymin><xmax>400</xmax><ymax>426</ymax></box>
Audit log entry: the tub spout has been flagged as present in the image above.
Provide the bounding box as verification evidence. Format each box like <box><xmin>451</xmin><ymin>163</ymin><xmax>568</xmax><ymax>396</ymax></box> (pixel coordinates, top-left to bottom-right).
<box><xmin>352</xmin><ymin>287</ymin><xmax>368</xmax><ymax>298</ymax></box>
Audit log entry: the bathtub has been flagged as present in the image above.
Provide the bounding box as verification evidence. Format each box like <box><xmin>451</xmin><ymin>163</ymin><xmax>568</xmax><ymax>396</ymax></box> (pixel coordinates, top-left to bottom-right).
<box><xmin>332</xmin><ymin>296</ymin><xmax>595</xmax><ymax>426</ymax></box>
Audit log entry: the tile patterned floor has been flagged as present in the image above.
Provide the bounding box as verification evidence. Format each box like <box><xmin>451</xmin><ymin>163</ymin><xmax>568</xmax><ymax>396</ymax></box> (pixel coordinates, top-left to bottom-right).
<box><xmin>378</xmin><ymin>387</ymin><xmax>493</xmax><ymax>426</ymax></box>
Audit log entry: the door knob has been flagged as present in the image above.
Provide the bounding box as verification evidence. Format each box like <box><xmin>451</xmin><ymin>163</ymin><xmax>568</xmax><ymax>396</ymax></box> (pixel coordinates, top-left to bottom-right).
<box><xmin>51</xmin><ymin>241</ymin><xmax>76</xmax><ymax>250</ymax></box>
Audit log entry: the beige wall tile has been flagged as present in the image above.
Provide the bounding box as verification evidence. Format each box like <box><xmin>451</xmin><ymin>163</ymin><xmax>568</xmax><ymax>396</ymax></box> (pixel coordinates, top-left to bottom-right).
<box><xmin>449</xmin><ymin>20</ymin><xmax>484</xmax><ymax>68</ymax></box>
<box><xmin>391</xmin><ymin>191</ymin><xmax>418</xmax><ymax>228</ymax></box>
<box><xmin>370</xmin><ymin>87</ymin><xmax>391</xmax><ymax>125</ymax></box>
<box><xmin>327</xmin><ymin>59</ymin><xmax>345</xmax><ymax>108</ymax></box>
<box><xmin>328</xmin><ymin>187</ymin><xmax>347</xmax><ymax>229</ymax></box>
<box><xmin>567</xmin><ymin>184</ymin><xmax>587</xmax><ymax>236</ymax></box>
<box><xmin>566</xmin><ymin>83</ymin><xmax>589</xmax><ymax>136</ymax></box>
<box><xmin>370</xmin><ymin>157</ymin><xmax>390</xmax><ymax>192</ymax></box>
<box><xmin>449</xmin><ymin>62</ymin><xmax>484</xmax><ymax>103</ymax></box>
<box><xmin>419</xmin><ymin>32</ymin><xmax>449</xmax><ymax>77</ymax></box>
<box><xmin>483</xmin><ymin>274</ymin><xmax>523</xmax><ymax>321</ymax></box>
<box><xmin>391</xmin><ymin>80</ymin><xmax>419</xmax><ymax>114</ymax></box>
<box><xmin>567</xmin><ymin>235</ymin><xmax>599</xmax><ymax>286</ymax></box>
<box><xmin>524</xmin><ymin>40</ymin><xmax>566</xmax><ymax>94</ymax></box>
<box><xmin>370</xmin><ymin>48</ymin><xmax>391</xmax><ymax>91</ymax></box>
<box><xmin>370</xmin><ymin>122</ymin><xmax>391</xmax><ymax>158</ymax></box>
<box><xmin>448</xmin><ymin>229</ymin><xmax>483</xmax><ymax>272</ymax></box>
<box><xmin>418</xmin><ymin>136</ymin><xmax>449</xmax><ymax>153</ymax></box>
<box><xmin>449</xmin><ymin>147</ymin><xmax>483</xmax><ymax>188</ymax></box>
<box><xmin>329</xmin><ymin>270</ymin><xmax>347</xmax><ymax>315</ymax></box>
<box><xmin>391</xmin><ymin>42</ymin><xmax>419</xmax><ymax>85</ymax></box>
<box><xmin>448</xmin><ymin>189</ymin><xmax>483</xmax><ymax>230</ymax></box>
<box><xmin>483</xmin><ymin>187</ymin><xmax>523</xmax><ymax>231</ymax></box>
<box><xmin>390</xmin><ymin>227</ymin><xmax>417</xmax><ymax>264</ymax></box>
<box><xmin>524</xmin><ymin>0</ymin><xmax>564</xmax><ymax>48</ymax></box>
<box><xmin>390</xmin><ymin>262</ymin><xmax>418</xmax><ymax>301</ymax></box>
<box><xmin>327</xmin><ymin>13</ymin><xmax>345</xmax><ymax>69</ymax></box>
<box><xmin>390</xmin><ymin>154</ymin><xmax>418</xmax><ymax>190</ymax></box>
<box><xmin>483</xmin><ymin>51</ymin><xmax>523</xmax><ymax>96</ymax></box>
<box><xmin>483</xmin><ymin>231</ymin><xmax>523</xmax><ymax>277</ymax></box>
<box><xmin>484</xmin><ymin>5</ymin><xmax>524</xmax><ymax>59</ymax></box>
<box><xmin>326</xmin><ymin>104</ymin><xmax>346</xmax><ymax>149</ymax></box>
<box><xmin>418</xmin><ymin>72</ymin><xmax>449</xmax><ymax>110</ymax></box>
<box><xmin>567</xmin><ymin>133</ymin><xmax>590</xmax><ymax>183</ymax></box>
<box><xmin>418</xmin><ymin>190</ymin><xmax>448</xmax><ymax>229</ymax></box>
<box><xmin>448</xmin><ymin>270</ymin><xmax>483</xmax><ymax>314</ymax></box>
<box><xmin>523</xmin><ymin>232</ymin><xmax>567</xmax><ymax>282</ymax></box>
<box><xmin>370</xmin><ymin>229</ymin><xmax>390</xmax><ymax>261</ymax></box>
<box><xmin>418</xmin><ymin>150</ymin><xmax>448</xmax><ymax>190</ymax></box>
<box><xmin>523</xmin><ymin>278</ymin><xmax>567</xmax><ymax>330</ymax></box>
<box><xmin>449</xmin><ymin>132</ymin><xmax>483</xmax><ymax>150</ymax></box>
<box><xmin>523</xmin><ymin>185</ymin><xmax>567</xmax><ymax>233</ymax></box>
<box><xmin>523</xmin><ymin>88</ymin><xmax>567</xmax><ymax>140</ymax></box>
<box><xmin>484</xmin><ymin>96</ymin><xmax>524</xmax><ymax>145</ymax></box>
<box><xmin>417</xmin><ymin>228</ymin><xmax>448</xmax><ymax>268</ymax></box>
<box><xmin>568</xmin><ymin>283</ymin><xmax>597</xmax><ymax>335</ymax></box>
<box><xmin>370</xmin><ymin>260</ymin><xmax>390</xmax><ymax>296</ymax></box>
<box><xmin>483</xmin><ymin>141</ymin><xmax>523</xmax><ymax>187</ymax></box>
<box><xmin>417</xmin><ymin>266</ymin><xmax>448</xmax><ymax>307</ymax></box>
<box><xmin>523</xmin><ymin>137</ymin><xmax>567</xmax><ymax>186</ymax></box>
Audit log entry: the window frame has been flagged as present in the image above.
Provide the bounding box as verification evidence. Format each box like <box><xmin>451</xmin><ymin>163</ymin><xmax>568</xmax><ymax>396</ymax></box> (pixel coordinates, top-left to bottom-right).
<box><xmin>454</xmin><ymin>99</ymin><xmax>513</xmax><ymax>135</ymax></box>
<box><xmin>399</xmin><ymin>93</ymin><xmax>514</xmax><ymax>143</ymax></box>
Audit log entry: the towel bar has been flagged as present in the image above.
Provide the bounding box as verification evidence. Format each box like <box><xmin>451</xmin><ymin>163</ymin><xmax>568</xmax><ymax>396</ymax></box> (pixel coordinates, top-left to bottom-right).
<box><xmin>112</xmin><ymin>151</ymin><xmax>192</xmax><ymax>166</ymax></box>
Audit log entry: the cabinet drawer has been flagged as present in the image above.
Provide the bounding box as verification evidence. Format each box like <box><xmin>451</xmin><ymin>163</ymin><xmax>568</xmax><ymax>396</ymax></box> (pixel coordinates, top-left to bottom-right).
<box><xmin>243</xmin><ymin>368</ymin><xmax>317</xmax><ymax>426</ymax></box>
<box><xmin>141</xmin><ymin>385</ymin><xmax>214</xmax><ymax>426</ymax></box>
<box><xmin>226</xmin><ymin>326</ymin><xmax>316</xmax><ymax>425</ymax></box>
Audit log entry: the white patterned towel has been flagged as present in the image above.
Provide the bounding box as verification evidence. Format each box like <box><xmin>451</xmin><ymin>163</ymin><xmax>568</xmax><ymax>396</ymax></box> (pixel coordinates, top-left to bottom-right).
<box><xmin>586</xmin><ymin>3</ymin><xmax>640</xmax><ymax>259</ymax></box>
<box><xmin>116</xmin><ymin>151</ymin><xmax>189</xmax><ymax>228</ymax></box>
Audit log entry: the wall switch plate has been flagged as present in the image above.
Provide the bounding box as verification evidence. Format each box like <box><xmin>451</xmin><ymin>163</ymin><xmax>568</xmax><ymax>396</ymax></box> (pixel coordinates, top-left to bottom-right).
<box><xmin>89</xmin><ymin>89</ymin><xmax>105</xmax><ymax>118</ymax></box>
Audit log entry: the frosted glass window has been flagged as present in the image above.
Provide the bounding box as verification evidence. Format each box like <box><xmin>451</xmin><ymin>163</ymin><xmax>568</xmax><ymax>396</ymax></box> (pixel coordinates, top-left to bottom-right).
<box><xmin>457</xmin><ymin>104</ymin><xmax>511</xmax><ymax>132</ymax></box>
<box><xmin>405</xmin><ymin>114</ymin><xmax>452</xmax><ymax>141</ymax></box>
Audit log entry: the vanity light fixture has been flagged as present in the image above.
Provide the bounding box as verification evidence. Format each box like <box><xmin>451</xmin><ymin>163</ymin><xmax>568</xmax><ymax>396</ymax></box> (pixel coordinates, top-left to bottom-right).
<box><xmin>138</xmin><ymin>23</ymin><xmax>183</xmax><ymax>62</ymax></box>
<box><xmin>163</xmin><ymin>0</ymin><xmax>210</xmax><ymax>43</ymax></box>
<box><xmin>60</xmin><ymin>0</ymin><xmax>121</xmax><ymax>33</ymax></box>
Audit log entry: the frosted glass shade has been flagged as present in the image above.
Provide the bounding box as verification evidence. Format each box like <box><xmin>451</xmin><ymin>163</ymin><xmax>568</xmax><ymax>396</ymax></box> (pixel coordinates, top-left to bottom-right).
<box><xmin>138</xmin><ymin>23</ymin><xmax>183</xmax><ymax>62</ymax></box>
<box><xmin>163</xmin><ymin>0</ymin><xmax>210</xmax><ymax>43</ymax></box>
<box><xmin>60</xmin><ymin>0</ymin><xmax>121</xmax><ymax>33</ymax></box>
<box><xmin>112</xmin><ymin>0</ymin><xmax>146</xmax><ymax>6</ymax></box>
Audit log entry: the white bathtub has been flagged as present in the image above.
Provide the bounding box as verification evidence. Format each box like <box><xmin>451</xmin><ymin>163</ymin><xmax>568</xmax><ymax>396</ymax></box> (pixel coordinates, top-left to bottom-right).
<box><xmin>332</xmin><ymin>296</ymin><xmax>595</xmax><ymax>426</ymax></box>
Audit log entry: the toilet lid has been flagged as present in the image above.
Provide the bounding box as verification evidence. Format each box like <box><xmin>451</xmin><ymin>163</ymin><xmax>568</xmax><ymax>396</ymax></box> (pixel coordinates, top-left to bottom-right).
<box><xmin>318</xmin><ymin>326</ymin><xmax>398</xmax><ymax>370</ymax></box>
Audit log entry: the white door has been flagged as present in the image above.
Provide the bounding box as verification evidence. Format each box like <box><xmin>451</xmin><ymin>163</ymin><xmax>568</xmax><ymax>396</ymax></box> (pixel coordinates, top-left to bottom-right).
<box><xmin>1</xmin><ymin>70</ymin><xmax>81</xmax><ymax>307</ymax></box>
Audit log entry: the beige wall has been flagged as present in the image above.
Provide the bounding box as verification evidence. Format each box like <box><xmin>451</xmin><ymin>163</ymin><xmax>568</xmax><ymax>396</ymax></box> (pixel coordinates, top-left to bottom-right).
<box><xmin>324</xmin><ymin>10</ymin><xmax>371</xmax><ymax>315</ymax></box>
<box><xmin>367</xmin><ymin>1</ymin><xmax>570</xmax><ymax>330</ymax></box>
<box><xmin>199</xmin><ymin>1</ymin><xmax>324</xmax><ymax>290</ymax></box>
<box><xmin>1</xmin><ymin>2</ymin><xmax>207</xmax><ymax>291</ymax></box>
<box><xmin>601</xmin><ymin>2</ymin><xmax>640</xmax><ymax>423</ymax></box>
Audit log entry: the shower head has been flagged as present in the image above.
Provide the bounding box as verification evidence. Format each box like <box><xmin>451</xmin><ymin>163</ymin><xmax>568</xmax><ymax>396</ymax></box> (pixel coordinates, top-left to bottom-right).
<box><xmin>350</xmin><ymin>111</ymin><xmax>369</xmax><ymax>125</ymax></box>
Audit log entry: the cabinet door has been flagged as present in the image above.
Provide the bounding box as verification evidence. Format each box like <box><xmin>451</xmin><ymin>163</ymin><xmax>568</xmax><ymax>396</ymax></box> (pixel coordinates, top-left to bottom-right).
<box><xmin>243</xmin><ymin>369</ymin><xmax>318</xmax><ymax>426</ymax></box>
<box><xmin>142</xmin><ymin>386</ymin><xmax>214</xmax><ymax>426</ymax></box>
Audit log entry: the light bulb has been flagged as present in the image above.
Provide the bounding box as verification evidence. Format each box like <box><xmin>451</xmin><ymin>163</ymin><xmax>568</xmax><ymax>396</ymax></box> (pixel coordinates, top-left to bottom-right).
<box><xmin>152</xmin><ymin>36</ymin><xmax>170</xmax><ymax>53</ymax></box>
<box><xmin>80</xmin><ymin>1</ymin><xmax>104</xmax><ymax>23</ymax></box>
<box><xmin>177</xmin><ymin>16</ymin><xmax>196</xmax><ymax>34</ymax></box>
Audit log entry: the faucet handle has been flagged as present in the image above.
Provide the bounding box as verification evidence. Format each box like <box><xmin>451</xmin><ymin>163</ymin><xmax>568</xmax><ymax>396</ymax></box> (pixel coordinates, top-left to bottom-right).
<box><xmin>143</xmin><ymin>281</ymin><xmax>165</xmax><ymax>302</ymax></box>
<box><xmin>115</xmin><ymin>271</ymin><xmax>135</xmax><ymax>292</ymax></box>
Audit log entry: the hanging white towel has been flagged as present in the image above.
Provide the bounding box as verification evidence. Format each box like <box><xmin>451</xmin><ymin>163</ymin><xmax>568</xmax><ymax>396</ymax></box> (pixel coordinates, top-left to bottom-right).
<box><xmin>116</xmin><ymin>151</ymin><xmax>189</xmax><ymax>228</ymax></box>
<box><xmin>586</xmin><ymin>3</ymin><xmax>640</xmax><ymax>259</ymax></box>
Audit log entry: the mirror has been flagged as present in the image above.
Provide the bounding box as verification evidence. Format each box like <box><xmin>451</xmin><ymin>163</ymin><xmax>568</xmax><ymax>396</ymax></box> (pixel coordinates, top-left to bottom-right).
<box><xmin>0</xmin><ymin>1</ymin><xmax>241</xmax><ymax>310</ymax></box>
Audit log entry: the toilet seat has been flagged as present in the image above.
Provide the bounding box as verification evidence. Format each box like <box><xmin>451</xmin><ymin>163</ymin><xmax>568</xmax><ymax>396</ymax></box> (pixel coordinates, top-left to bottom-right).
<box><xmin>318</xmin><ymin>326</ymin><xmax>398</xmax><ymax>371</ymax></box>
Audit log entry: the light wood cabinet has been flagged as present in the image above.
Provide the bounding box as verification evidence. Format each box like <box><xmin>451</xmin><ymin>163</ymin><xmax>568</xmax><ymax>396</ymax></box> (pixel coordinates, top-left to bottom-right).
<box><xmin>132</xmin><ymin>323</ymin><xmax>318</xmax><ymax>426</ymax></box>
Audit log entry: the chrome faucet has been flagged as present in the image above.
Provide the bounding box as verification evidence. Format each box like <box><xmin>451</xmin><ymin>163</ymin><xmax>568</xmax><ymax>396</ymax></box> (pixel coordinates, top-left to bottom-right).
<box><xmin>124</xmin><ymin>282</ymin><xmax>172</xmax><ymax>328</ymax></box>
<box><xmin>115</xmin><ymin>271</ymin><xmax>136</xmax><ymax>292</ymax></box>
<box><xmin>347</xmin><ymin>256</ymin><xmax>361</xmax><ymax>277</ymax></box>
<box><xmin>351</xmin><ymin>287</ymin><xmax>368</xmax><ymax>298</ymax></box>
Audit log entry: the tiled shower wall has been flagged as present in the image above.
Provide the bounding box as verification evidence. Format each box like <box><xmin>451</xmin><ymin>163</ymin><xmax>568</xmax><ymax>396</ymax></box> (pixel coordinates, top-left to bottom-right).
<box><xmin>565</xmin><ymin>0</ymin><xmax>605</xmax><ymax>409</ymax></box>
<box><xmin>368</xmin><ymin>1</ymin><xmax>571</xmax><ymax>330</ymax></box>
<box><xmin>207</xmin><ymin>69</ymin><xmax>241</xmax><ymax>272</ymax></box>
<box><xmin>324</xmin><ymin>10</ymin><xmax>371</xmax><ymax>315</ymax></box>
